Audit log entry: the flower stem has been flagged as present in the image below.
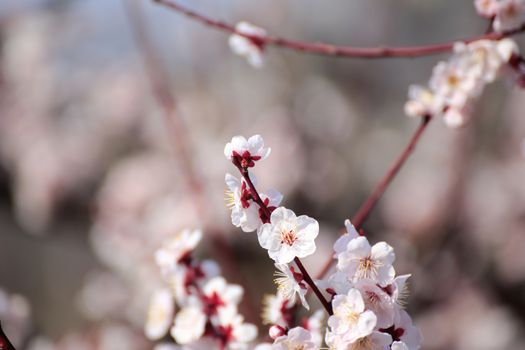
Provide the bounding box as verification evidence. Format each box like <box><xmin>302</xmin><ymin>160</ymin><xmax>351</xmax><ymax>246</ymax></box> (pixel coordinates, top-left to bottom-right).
<box><xmin>153</xmin><ymin>0</ymin><xmax>525</xmax><ymax>59</ymax></box>
<box><xmin>236</xmin><ymin>165</ymin><xmax>333</xmax><ymax>315</ymax></box>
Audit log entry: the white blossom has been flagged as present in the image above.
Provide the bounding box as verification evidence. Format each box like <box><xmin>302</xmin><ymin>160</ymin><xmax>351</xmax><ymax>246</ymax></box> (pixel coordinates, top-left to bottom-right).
<box><xmin>261</xmin><ymin>294</ymin><xmax>291</xmax><ymax>326</ymax></box>
<box><xmin>224</xmin><ymin>135</ymin><xmax>271</xmax><ymax>168</ymax></box>
<box><xmin>328</xmin><ymin>288</ymin><xmax>377</xmax><ymax>343</ymax></box>
<box><xmin>258</xmin><ymin>207</ymin><xmax>319</xmax><ymax>264</ymax></box>
<box><xmin>272</xmin><ymin>327</ymin><xmax>317</xmax><ymax>350</ymax></box>
<box><xmin>170</xmin><ymin>307</ymin><xmax>206</xmax><ymax>344</ymax></box>
<box><xmin>475</xmin><ymin>0</ymin><xmax>499</xmax><ymax>17</ymax></box>
<box><xmin>145</xmin><ymin>288</ymin><xmax>175</xmax><ymax>340</ymax></box>
<box><xmin>304</xmin><ymin>309</ymin><xmax>325</xmax><ymax>348</ymax></box>
<box><xmin>493</xmin><ymin>0</ymin><xmax>525</xmax><ymax>32</ymax></box>
<box><xmin>201</xmin><ymin>277</ymin><xmax>244</xmax><ymax>314</ymax></box>
<box><xmin>404</xmin><ymin>85</ymin><xmax>443</xmax><ymax>118</ymax></box>
<box><xmin>273</xmin><ymin>263</ymin><xmax>309</xmax><ymax>310</ymax></box>
<box><xmin>337</xmin><ymin>236</ymin><xmax>396</xmax><ymax>286</ymax></box>
<box><xmin>225</xmin><ymin>173</ymin><xmax>282</xmax><ymax>232</ymax></box>
<box><xmin>390</xmin><ymin>309</ymin><xmax>422</xmax><ymax>350</ymax></box>
<box><xmin>392</xmin><ymin>341</ymin><xmax>410</xmax><ymax>350</ymax></box>
<box><xmin>228</xmin><ymin>22</ymin><xmax>267</xmax><ymax>68</ymax></box>
<box><xmin>216</xmin><ymin>307</ymin><xmax>258</xmax><ymax>349</ymax></box>
<box><xmin>405</xmin><ymin>38</ymin><xmax>519</xmax><ymax>127</ymax></box>
<box><xmin>355</xmin><ymin>279</ymin><xmax>395</xmax><ymax>328</ymax></box>
<box><xmin>333</xmin><ymin>219</ymin><xmax>361</xmax><ymax>256</ymax></box>
<box><xmin>155</xmin><ymin>229</ymin><xmax>202</xmax><ymax>272</ymax></box>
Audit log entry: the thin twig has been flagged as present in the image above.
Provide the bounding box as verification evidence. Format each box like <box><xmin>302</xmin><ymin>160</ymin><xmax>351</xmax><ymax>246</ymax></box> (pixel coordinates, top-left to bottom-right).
<box><xmin>153</xmin><ymin>0</ymin><xmax>525</xmax><ymax>59</ymax></box>
<box><xmin>316</xmin><ymin>116</ymin><xmax>432</xmax><ymax>279</ymax></box>
<box><xmin>235</xmin><ymin>165</ymin><xmax>333</xmax><ymax>315</ymax></box>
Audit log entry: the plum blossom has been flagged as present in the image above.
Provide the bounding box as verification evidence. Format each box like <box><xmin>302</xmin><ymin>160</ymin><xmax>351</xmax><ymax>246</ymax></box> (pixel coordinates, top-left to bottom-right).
<box><xmin>155</xmin><ymin>229</ymin><xmax>202</xmax><ymax>273</ymax></box>
<box><xmin>303</xmin><ymin>309</ymin><xmax>325</xmax><ymax>348</ymax></box>
<box><xmin>261</xmin><ymin>294</ymin><xmax>293</xmax><ymax>327</ymax></box>
<box><xmin>214</xmin><ymin>307</ymin><xmax>258</xmax><ymax>349</ymax></box>
<box><xmin>224</xmin><ymin>135</ymin><xmax>271</xmax><ymax>168</ymax></box>
<box><xmin>272</xmin><ymin>327</ymin><xmax>317</xmax><ymax>350</ymax></box>
<box><xmin>494</xmin><ymin>0</ymin><xmax>525</xmax><ymax>32</ymax></box>
<box><xmin>225</xmin><ymin>173</ymin><xmax>282</xmax><ymax>232</ymax></box>
<box><xmin>273</xmin><ymin>263</ymin><xmax>309</xmax><ymax>310</ymax></box>
<box><xmin>354</xmin><ymin>280</ymin><xmax>395</xmax><ymax>328</ymax></box>
<box><xmin>337</xmin><ymin>236</ymin><xmax>396</xmax><ymax>286</ymax></box>
<box><xmin>258</xmin><ymin>207</ymin><xmax>319</xmax><ymax>264</ymax></box>
<box><xmin>170</xmin><ymin>306</ymin><xmax>206</xmax><ymax>344</ymax></box>
<box><xmin>333</xmin><ymin>219</ymin><xmax>361</xmax><ymax>256</ymax></box>
<box><xmin>228</xmin><ymin>22</ymin><xmax>267</xmax><ymax>68</ymax></box>
<box><xmin>328</xmin><ymin>288</ymin><xmax>377</xmax><ymax>342</ymax></box>
<box><xmin>475</xmin><ymin>0</ymin><xmax>525</xmax><ymax>32</ymax></box>
<box><xmin>200</xmin><ymin>277</ymin><xmax>243</xmax><ymax>315</ymax></box>
<box><xmin>380</xmin><ymin>309</ymin><xmax>422</xmax><ymax>350</ymax></box>
<box><xmin>145</xmin><ymin>288</ymin><xmax>175</xmax><ymax>340</ymax></box>
<box><xmin>405</xmin><ymin>38</ymin><xmax>519</xmax><ymax>127</ymax></box>
<box><xmin>392</xmin><ymin>341</ymin><xmax>410</xmax><ymax>350</ymax></box>
<box><xmin>404</xmin><ymin>85</ymin><xmax>443</xmax><ymax>119</ymax></box>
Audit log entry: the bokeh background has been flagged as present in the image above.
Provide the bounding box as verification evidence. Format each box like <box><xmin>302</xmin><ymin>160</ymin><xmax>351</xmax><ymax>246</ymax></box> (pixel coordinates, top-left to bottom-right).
<box><xmin>1</xmin><ymin>0</ymin><xmax>525</xmax><ymax>349</ymax></box>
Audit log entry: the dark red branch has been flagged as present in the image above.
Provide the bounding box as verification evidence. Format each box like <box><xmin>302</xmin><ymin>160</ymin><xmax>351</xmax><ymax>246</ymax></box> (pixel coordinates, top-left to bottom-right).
<box><xmin>0</xmin><ymin>322</ymin><xmax>15</xmax><ymax>350</ymax></box>
<box><xmin>153</xmin><ymin>0</ymin><xmax>525</xmax><ymax>59</ymax></box>
<box><xmin>316</xmin><ymin>116</ymin><xmax>432</xmax><ymax>279</ymax></box>
<box><xmin>235</xmin><ymin>165</ymin><xmax>333</xmax><ymax>315</ymax></box>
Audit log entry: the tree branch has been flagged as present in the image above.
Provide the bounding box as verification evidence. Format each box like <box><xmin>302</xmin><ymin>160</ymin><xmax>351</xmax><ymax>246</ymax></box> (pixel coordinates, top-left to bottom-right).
<box><xmin>235</xmin><ymin>164</ymin><xmax>333</xmax><ymax>315</ymax></box>
<box><xmin>153</xmin><ymin>0</ymin><xmax>525</xmax><ymax>59</ymax></box>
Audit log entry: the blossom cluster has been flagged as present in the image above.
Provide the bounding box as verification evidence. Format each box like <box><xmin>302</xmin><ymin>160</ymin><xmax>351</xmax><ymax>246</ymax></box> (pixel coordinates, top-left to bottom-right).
<box><xmin>145</xmin><ymin>229</ymin><xmax>258</xmax><ymax>349</ymax></box>
<box><xmin>475</xmin><ymin>0</ymin><xmax>525</xmax><ymax>32</ymax></box>
<box><xmin>405</xmin><ymin>38</ymin><xmax>519</xmax><ymax>128</ymax></box>
<box><xmin>321</xmin><ymin>222</ymin><xmax>421</xmax><ymax>349</ymax></box>
<box><xmin>222</xmin><ymin>135</ymin><xmax>421</xmax><ymax>349</ymax></box>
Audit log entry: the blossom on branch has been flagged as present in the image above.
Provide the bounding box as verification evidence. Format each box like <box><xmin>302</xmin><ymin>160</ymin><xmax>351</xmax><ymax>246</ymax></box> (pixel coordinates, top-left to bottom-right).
<box><xmin>225</xmin><ymin>173</ymin><xmax>282</xmax><ymax>232</ymax></box>
<box><xmin>228</xmin><ymin>22</ymin><xmax>267</xmax><ymax>68</ymax></box>
<box><xmin>475</xmin><ymin>0</ymin><xmax>525</xmax><ymax>32</ymax></box>
<box><xmin>224</xmin><ymin>135</ymin><xmax>271</xmax><ymax>168</ymax></box>
<box><xmin>405</xmin><ymin>38</ymin><xmax>520</xmax><ymax>127</ymax></box>
<box><xmin>336</xmin><ymin>236</ymin><xmax>396</xmax><ymax>287</ymax></box>
<box><xmin>257</xmin><ymin>207</ymin><xmax>319</xmax><ymax>264</ymax></box>
<box><xmin>273</xmin><ymin>263</ymin><xmax>309</xmax><ymax>310</ymax></box>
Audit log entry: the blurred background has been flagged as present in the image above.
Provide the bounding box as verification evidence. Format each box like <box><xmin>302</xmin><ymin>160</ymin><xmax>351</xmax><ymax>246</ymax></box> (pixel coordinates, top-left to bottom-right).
<box><xmin>1</xmin><ymin>0</ymin><xmax>525</xmax><ymax>349</ymax></box>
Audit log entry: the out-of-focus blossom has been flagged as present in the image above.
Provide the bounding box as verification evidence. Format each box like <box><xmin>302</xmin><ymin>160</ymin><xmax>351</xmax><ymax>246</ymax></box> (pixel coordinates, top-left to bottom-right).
<box><xmin>0</xmin><ymin>288</ymin><xmax>31</xmax><ymax>348</ymax></box>
<box><xmin>228</xmin><ymin>22</ymin><xmax>267</xmax><ymax>68</ymax></box>
<box><xmin>170</xmin><ymin>306</ymin><xmax>206</xmax><ymax>344</ymax></box>
<box><xmin>475</xmin><ymin>0</ymin><xmax>525</xmax><ymax>32</ymax></box>
<box><xmin>155</xmin><ymin>229</ymin><xmax>203</xmax><ymax>273</ymax></box>
<box><xmin>261</xmin><ymin>294</ymin><xmax>291</xmax><ymax>327</ymax></box>
<box><xmin>405</xmin><ymin>39</ymin><xmax>519</xmax><ymax>127</ymax></box>
<box><xmin>145</xmin><ymin>288</ymin><xmax>175</xmax><ymax>340</ymax></box>
<box><xmin>272</xmin><ymin>327</ymin><xmax>317</xmax><ymax>350</ymax></box>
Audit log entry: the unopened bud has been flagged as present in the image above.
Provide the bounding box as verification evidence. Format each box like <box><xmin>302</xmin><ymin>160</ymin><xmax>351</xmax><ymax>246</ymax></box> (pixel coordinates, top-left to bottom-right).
<box><xmin>269</xmin><ymin>324</ymin><xmax>286</xmax><ymax>339</ymax></box>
